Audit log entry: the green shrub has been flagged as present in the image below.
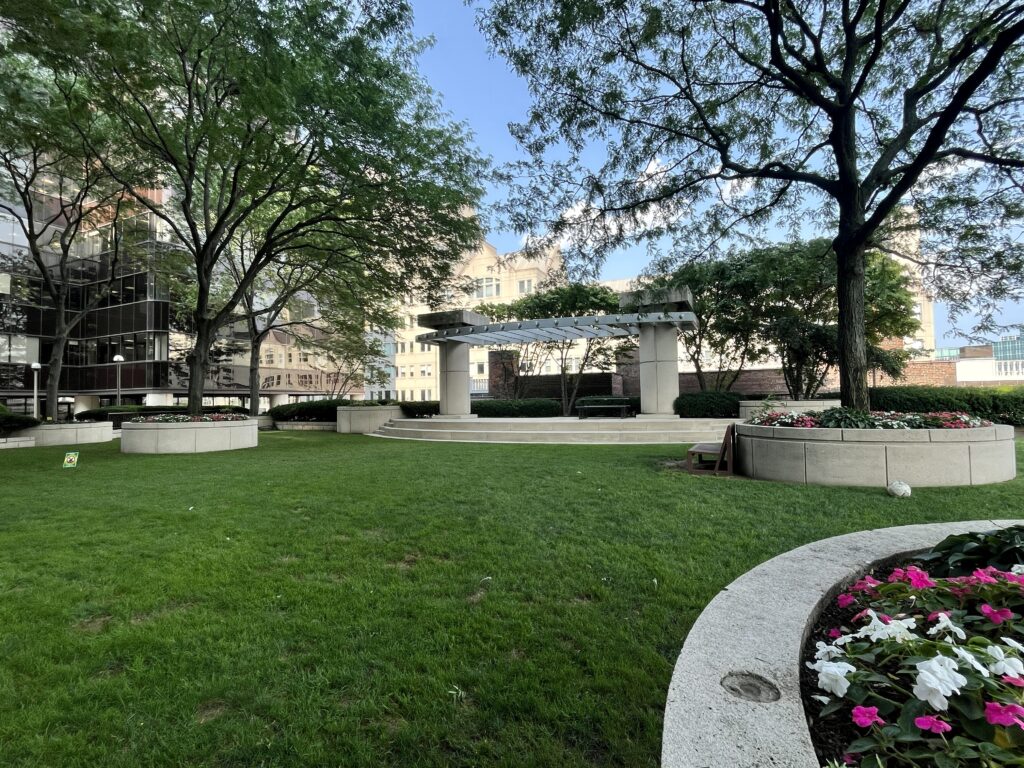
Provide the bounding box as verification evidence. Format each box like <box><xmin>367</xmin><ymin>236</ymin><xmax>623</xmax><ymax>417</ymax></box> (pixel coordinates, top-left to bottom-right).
<box><xmin>399</xmin><ymin>399</ymin><xmax>564</xmax><ymax>419</ymax></box>
<box><xmin>399</xmin><ymin>401</ymin><xmax>440</xmax><ymax>418</ymax></box>
<box><xmin>673</xmin><ymin>391</ymin><xmax>741</xmax><ymax>418</ymax></box>
<box><xmin>268</xmin><ymin>399</ymin><xmax>353</xmax><ymax>422</ymax></box>
<box><xmin>816</xmin><ymin>407</ymin><xmax>876</xmax><ymax>429</ymax></box>
<box><xmin>0</xmin><ymin>404</ymin><xmax>40</xmax><ymax>436</ymax></box>
<box><xmin>75</xmin><ymin>404</ymin><xmax>246</xmax><ymax>422</ymax></box>
<box><xmin>574</xmin><ymin>396</ymin><xmax>641</xmax><ymax>415</ymax></box>
<box><xmin>472</xmin><ymin>399</ymin><xmax>562</xmax><ymax>418</ymax></box>
<box><xmin>869</xmin><ymin>386</ymin><xmax>1024</xmax><ymax>425</ymax></box>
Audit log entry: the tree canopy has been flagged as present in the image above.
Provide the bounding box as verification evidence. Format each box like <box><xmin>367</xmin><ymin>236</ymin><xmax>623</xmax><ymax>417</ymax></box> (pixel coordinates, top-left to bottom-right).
<box><xmin>478</xmin><ymin>0</ymin><xmax>1024</xmax><ymax>409</ymax></box>
<box><xmin>4</xmin><ymin>0</ymin><xmax>487</xmax><ymax>412</ymax></box>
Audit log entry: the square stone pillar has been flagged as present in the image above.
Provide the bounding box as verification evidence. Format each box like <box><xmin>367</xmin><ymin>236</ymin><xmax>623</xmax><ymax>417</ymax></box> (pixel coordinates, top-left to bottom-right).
<box><xmin>637</xmin><ymin>323</ymin><xmax>680</xmax><ymax>418</ymax></box>
<box><xmin>418</xmin><ymin>310</ymin><xmax>491</xmax><ymax>418</ymax></box>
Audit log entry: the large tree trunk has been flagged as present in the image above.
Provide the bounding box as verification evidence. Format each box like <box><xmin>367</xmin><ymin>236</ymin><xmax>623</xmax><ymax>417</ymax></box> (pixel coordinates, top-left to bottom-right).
<box><xmin>835</xmin><ymin>240</ymin><xmax>870</xmax><ymax>410</ymax></box>
<box><xmin>247</xmin><ymin>334</ymin><xmax>263</xmax><ymax>416</ymax></box>
<box><xmin>44</xmin><ymin>334</ymin><xmax>67</xmax><ymax>421</ymax></box>
<box><xmin>185</xmin><ymin>321</ymin><xmax>214</xmax><ymax>415</ymax></box>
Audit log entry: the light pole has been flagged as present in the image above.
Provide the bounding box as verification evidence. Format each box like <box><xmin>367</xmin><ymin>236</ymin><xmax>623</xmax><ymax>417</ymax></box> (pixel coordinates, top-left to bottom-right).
<box><xmin>30</xmin><ymin>362</ymin><xmax>41</xmax><ymax>419</ymax></box>
<box><xmin>113</xmin><ymin>354</ymin><xmax>125</xmax><ymax>406</ymax></box>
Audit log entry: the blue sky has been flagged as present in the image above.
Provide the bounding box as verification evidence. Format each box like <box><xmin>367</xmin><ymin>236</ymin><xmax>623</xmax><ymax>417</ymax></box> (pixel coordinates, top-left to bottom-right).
<box><xmin>411</xmin><ymin>2</ymin><xmax>1020</xmax><ymax>347</ymax></box>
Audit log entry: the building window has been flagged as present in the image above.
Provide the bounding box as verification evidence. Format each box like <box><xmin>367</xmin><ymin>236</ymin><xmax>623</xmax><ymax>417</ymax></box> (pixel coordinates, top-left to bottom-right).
<box><xmin>287</xmin><ymin>351</ymin><xmax>293</xmax><ymax>364</ymax></box>
<box><xmin>476</xmin><ymin>362</ymin><xmax>486</xmax><ymax>375</ymax></box>
<box><xmin>399</xmin><ymin>342</ymin><xmax>406</xmax><ymax>354</ymax></box>
<box><xmin>518</xmin><ymin>279</ymin><xmax>533</xmax><ymax>295</ymax></box>
<box><xmin>472</xmin><ymin>277</ymin><xmax>501</xmax><ymax>298</ymax></box>
<box><xmin>398</xmin><ymin>366</ymin><xmax>405</xmax><ymax>377</ymax></box>
<box><xmin>299</xmin><ymin>351</ymin><xmax>309</xmax><ymax>363</ymax></box>
<box><xmin>420</xmin><ymin>343</ymin><xmax>431</xmax><ymax>352</ymax></box>
<box><xmin>264</xmin><ymin>350</ymin><xmax>275</xmax><ymax>365</ymax></box>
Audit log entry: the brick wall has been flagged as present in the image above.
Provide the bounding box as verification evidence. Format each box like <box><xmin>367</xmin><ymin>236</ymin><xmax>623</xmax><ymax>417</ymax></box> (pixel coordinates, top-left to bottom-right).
<box><xmin>488</xmin><ymin>350</ymin><xmax>623</xmax><ymax>399</ymax></box>
<box><xmin>869</xmin><ymin>360</ymin><xmax>957</xmax><ymax>387</ymax></box>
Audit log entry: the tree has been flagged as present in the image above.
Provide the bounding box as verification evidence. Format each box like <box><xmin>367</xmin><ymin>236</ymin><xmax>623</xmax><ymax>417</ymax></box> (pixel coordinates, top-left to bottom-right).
<box><xmin>479</xmin><ymin>0</ymin><xmax>1024</xmax><ymax>409</ymax></box>
<box><xmin>653</xmin><ymin>258</ymin><xmax>769</xmax><ymax>391</ymax></box>
<box><xmin>498</xmin><ymin>283</ymin><xmax>622</xmax><ymax>415</ymax></box>
<box><xmin>7</xmin><ymin>0</ymin><xmax>485</xmax><ymax>414</ymax></box>
<box><xmin>751</xmin><ymin>240</ymin><xmax>919</xmax><ymax>399</ymax></box>
<box><xmin>297</xmin><ymin>327</ymin><xmax>391</xmax><ymax>400</ymax></box>
<box><xmin>0</xmin><ymin>56</ymin><xmax>147</xmax><ymax>419</ymax></box>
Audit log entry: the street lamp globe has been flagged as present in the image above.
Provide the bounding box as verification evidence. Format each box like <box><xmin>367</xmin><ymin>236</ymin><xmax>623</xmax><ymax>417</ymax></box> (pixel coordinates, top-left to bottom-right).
<box><xmin>30</xmin><ymin>362</ymin><xmax>41</xmax><ymax>370</ymax></box>
<box><xmin>113</xmin><ymin>354</ymin><xmax>125</xmax><ymax>363</ymax></box>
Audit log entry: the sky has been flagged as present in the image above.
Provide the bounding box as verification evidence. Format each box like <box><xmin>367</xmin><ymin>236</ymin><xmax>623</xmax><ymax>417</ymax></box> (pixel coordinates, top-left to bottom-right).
<box><xmin>410</xmin><ymin>2</ymin><xmax>1021</xmax><ymax>347</ymax></box>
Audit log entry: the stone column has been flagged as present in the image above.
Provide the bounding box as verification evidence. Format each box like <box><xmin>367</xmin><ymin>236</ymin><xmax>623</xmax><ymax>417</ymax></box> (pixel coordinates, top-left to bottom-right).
<box><xmin>438</xmin><ymin>342</ymin><xmax>472</xmax><ymax>416</ymax></box>
<box><xmin>637</xmin><ymin>322</ymin><xmax>680</xmax><ymax>418</ymax></box>
<box><xmin>418</xmin><ymin>309</ymin><xmax>491</xmax><ymax>419</ymax></box>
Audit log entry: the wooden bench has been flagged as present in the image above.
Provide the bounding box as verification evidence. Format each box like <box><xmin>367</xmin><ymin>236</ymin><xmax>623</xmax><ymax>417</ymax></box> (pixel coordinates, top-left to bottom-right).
<box><xmin>686</xmin><ymin>424</ymin><xmax>736</xmax><ymax>476</ymax></box>
<box><xmin>577</xmin><ymin>404</ymin><xmax>631</xmax><ymax>419</ymax></box>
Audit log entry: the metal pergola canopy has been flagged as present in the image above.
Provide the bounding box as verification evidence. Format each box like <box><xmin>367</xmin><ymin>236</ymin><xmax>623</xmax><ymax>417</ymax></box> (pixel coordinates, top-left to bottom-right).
<box><xmin>415</xmin><ymin>312</ymin><xmax>698</xmax><ymax>346</ymax></box>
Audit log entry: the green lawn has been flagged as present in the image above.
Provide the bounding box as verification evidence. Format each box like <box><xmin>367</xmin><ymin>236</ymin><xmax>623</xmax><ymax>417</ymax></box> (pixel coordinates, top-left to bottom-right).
<box><xmin>0</xmin><ymin>433</ymin><xmax>1020</xmax><ymax>767</ymax></box>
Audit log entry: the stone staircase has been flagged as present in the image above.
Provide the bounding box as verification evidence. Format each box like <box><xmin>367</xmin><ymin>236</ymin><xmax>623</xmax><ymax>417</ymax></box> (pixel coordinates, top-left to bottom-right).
<box><xmin>370</xmin><ymin>416</ymin><xmax>739</xmax><ymax>445</ymax></box>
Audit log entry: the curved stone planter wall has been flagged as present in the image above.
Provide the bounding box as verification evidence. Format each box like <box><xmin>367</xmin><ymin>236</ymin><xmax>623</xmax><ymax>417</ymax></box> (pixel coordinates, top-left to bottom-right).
<box><xmin>121</xmin><ymin>420</ymin><xmax>258</xmax><ymax>454</ymax></box>
<box><xmin>738</xmin><ymin>399</ymin><xmax>841</xmax><ymax>420</ymax></box>
<box><xmin>274</xmin><ymin>422</ymin><xmax>336</xmax><ymax>431</ymax></box>
<box><xmin>0</xmin><ymin>436</ymin><xmax>35</xmax><ymax>449</ymax></box>
<box><xmin>18</xmin><ymin>421</ymin><xmax>113</xmax><ymax>447</ymax></box>
<box><xmin>337</xmin><ymin>405</ymin><xmax>404</xmax><ymax>434</ymax></box>
<box><xmin>662</xmin><ymin>519</ymin><xmax>1024</xmax><ymax>768</ymax></box>
<box><xmin>735</xmin><ymin>423</ymin><xmax>1016</xmax><ymax>487</ymax></box>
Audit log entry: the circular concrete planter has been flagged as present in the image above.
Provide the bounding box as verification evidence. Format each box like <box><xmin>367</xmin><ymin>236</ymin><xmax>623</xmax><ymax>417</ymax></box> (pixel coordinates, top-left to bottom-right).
<box><xmin>662</xmin><ymin>519</ymin><xmax>1024</xmax><ymax>768</ymax></box>
<box><xmin>337</xmin><ymin>405</ymin><xmax>404</xmax><ymax>434</ymax></box>
<box><xmin>738</xmin><ymin>399</ymin><xmax>841</xmax><ymax>420</ymax></box>
<box><xmin>121</xmin><ymin>419</ymin><xmax>258</xmax><ymax>454</ymax></box>
<box><xmin>735</xmin><ymin>423</ymin><xmax>1016</xmax><ymax>487</ymax></box>
<box><xmin>17</xmin><ymin>421</ymin><xmax>113</xmax><ymax>446</ymax></box>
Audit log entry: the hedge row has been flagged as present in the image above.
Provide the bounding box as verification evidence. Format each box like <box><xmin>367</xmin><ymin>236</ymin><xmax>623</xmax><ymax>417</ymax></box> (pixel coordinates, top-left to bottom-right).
<box><xmin>869</xmin><ymin>386</ymin><xmax>1024</xmax><ymax>426</ymax></box>
<box><xmin>76</xmin><ymin>404</ymin><xmax>246</xmax><ymax>422</ymax></box>
<box><xmin>0</xmin><ymin>403</ymin><xmax>40</xmax><ymax>436</ymax></box>
<box><xmin>267</xmin><ymin>398</ymin><xmax>398</xmax><ymax>422</ymax></box>
<box><xmin>673</xmin><ymin>391</ymin><xmax>742</xmax><ymax>418</ymax></box>
<box><xmin>399</xmin><ymin>399</ymin><xmax>564</xmax><ymax>419</ymax></box>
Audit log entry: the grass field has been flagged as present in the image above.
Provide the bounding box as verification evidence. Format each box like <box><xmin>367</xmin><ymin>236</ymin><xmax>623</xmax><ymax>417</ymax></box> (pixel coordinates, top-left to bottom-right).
<box><xmin>0</xmin><ymin>433</ymin><xmax>1020</xmax><ymax>767</ymax></box>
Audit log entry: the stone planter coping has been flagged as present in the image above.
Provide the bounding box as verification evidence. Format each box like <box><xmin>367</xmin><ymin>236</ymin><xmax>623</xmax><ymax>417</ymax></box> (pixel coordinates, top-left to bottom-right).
<box><xmin>735</xmin><ymin>424</ymin><xmax>1016</xmax><ymax>487</ymax></box>
<box><xmin>121</xmin><ymin>419</ymin><xmax>257</xmax><ymax>454</ymax></box>
<box><xmin>0</xmin><ymin>436</ymin><xmax>35</xmax><ymax>449</ymax></box>
<box><xmin>275</xmin><ymin>422</ymin><xmax>336</xmax><ymax>431</ymax></box>
<box><xmin>662</xmin><ymin>519</ymin><xmax>1024</xmax><ymax>768</ymax></box>
<box><xmin>17</xmin><ymin>421</ymin><xmax>113</xmax><ymax>447</ymax></box>
<box><xmin>738</xmin><ymin>399</ymin><xmax>841</xmax><ymax>419</ymax></box>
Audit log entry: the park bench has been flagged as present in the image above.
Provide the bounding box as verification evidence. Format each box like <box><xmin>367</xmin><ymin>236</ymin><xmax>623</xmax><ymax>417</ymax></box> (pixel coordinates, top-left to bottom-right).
<box><xmin>577</xmin><ymin>402</ymin><xmax>631</xmax><ymax>419</ymax></box>
<box><xmin>686</xmin><ymin>424</ymin><xmax>736</xmax><ymax>476</ymax></box>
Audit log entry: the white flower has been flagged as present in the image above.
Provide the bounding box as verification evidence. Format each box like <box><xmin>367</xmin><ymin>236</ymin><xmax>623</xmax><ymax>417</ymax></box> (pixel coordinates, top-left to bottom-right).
<box><xmin>912</xmin><ymin>655</ymin><xmax>968</xmax><ymax>711</ymax></box>
<box><xmin>1011</xmin><ymin>565</ymin><xmax>1024</xmax><ymax>575</ymax></box>
<box><xmin>951</xmin><ymin>646</ymin><xmax>989</xmax><ymax>678</ymax></box>
<box><xmin>807</xmin><ymin>659</ymin><xmax>856</xmax><ymax>697</ymax></box>
<box><xmin>927</xmin><ymin>613</ymin><xmax>967</xmax><ymax>642</ymax></box>
<box><xmin>855</xmin><ymin>610</ymin><xmax>919</xmax><ymax>643</ymax></box>
<box><xmin>814</xmin><ymin>641</ymin><xmax>845</xmax><ymax>661</ymax></box>
<box><xmin>985</xmin><ymin>645</ymin><xmax>1024</xmax><ymax>677</ymax></box>
<box><xmin>811</xmin><ymin>695</ymin><xmax>831</xmax><ymax>705</ymax></box>
<box><xmin>1002</xmin><ymin>636</ymin><xmax>1024</xmax><ymax>654</ymax></box>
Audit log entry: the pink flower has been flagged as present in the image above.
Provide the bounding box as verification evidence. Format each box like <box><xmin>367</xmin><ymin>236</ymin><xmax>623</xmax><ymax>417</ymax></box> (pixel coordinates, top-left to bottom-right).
<box><xmin>980</xmin><ymin>604</ymin><xmax>1015</xmax><ymax>625</ymax></box>
<box><xmin>984</xmin><ymin>701</ymin><xmax>1024</xmax><ymax>729</ymax></box>
<box><xmin>950</xmin><ymin>587</ymin><xmax>973</xmax><ymax>598</ymax></box>
<box><xmin>914</xmin><ymin>715</ymin><xmax>952</xmax><ymax>734</ymax></box>
<box><xmin>851</xmin><ymin>705</ymin><xmax>885</xmax><ymax>728</ymax></box>
<box><xmin>851</xmin><ymin>576</ymin><xmax>881</xmax><ymax>593</ymax></box>
<box><xmin>927</xmin><ymin>610</ymin><xmax>951</xmax><ymax>622</ymax></box>
<box><xmin>1003</xmin><ymin>675</ymin><xmax>1024</xmax><ymax>688</ymax></box>
<box><xmin>906</xmin><ymin>566</ymin><xmax>936</xmax><ymax>589</ymax></box>
<box><xmin>973</xmin><ymin>568</ymin><xmax>999</xmax><ymax>584</ymax></box>
<box><xmin>828</xmin><ymin>628</ymin><xmax>843</xmax><ymax>639</ymax></box>
<box><xmin>841</xmin><ymin>755</ymin><xmax>858</xmax><ymax>766</ymax></box>
<box><xmin>837</xmin><ymin>593</ymin><xmax>856</xmax><ymax>608</ymax></box>
<box><xmin>878</xmin><ymin>614</ymin><xmax>892</xmax><ymax>624</ymax></box>
<box><xmin>851</xmin><ymin>609</ymin><xmax>870</xmax><ymax>622</ymax></box>
<box><xmin>887</xmin><ymin>567</ymin><xmax>906</xmax><ymax>583</ymax></box>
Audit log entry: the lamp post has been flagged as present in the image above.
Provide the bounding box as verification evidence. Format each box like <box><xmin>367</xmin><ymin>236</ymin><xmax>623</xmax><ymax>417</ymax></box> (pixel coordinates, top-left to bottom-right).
<box><xmin>30</xmin><ymin>362</ymin><xmax>41</xmax><ymax>418</ymax></box>
<box><xmin>113</xmin><ymin>354</ymin><xmax>125</xmax><ymax>406</ymax></box>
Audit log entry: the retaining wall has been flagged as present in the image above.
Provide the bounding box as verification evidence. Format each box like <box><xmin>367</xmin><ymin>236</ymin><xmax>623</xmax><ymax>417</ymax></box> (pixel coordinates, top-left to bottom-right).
<box><xmin>121</xmin><ymin>420</ymin><xmax>258</xmax><ymax>454</ymax></box>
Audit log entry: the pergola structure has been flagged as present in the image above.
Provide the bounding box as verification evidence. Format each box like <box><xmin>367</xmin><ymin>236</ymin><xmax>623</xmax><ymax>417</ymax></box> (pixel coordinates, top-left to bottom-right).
<box><xmin>416</xmin><ymin>287</ymin><xmax>698</xmax><ymax>418</ymax></box>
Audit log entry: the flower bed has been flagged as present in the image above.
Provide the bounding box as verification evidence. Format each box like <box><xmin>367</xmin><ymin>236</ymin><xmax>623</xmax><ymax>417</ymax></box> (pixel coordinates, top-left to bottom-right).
<box><xmin>748</xmin><ymin>407</ymin><xmax>991</xmax><ymax>430</ymax></box>
<box><xmin>804</xmin><ymin>527</ymin><xmax>1024</xmax><ymax>767</ymax></box>
<box><xmin>128</xmin><ymin>413</ymin><xmax>249</xmax><ymax>424</ymax></box>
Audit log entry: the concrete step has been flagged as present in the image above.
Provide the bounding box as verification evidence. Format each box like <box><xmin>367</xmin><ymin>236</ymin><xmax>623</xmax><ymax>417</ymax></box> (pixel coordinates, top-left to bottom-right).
<box><xmin>372</xmin><ymin>424</ymin><xmax>725</xmax><ymax>444</ymax></box>
<box><xmin>389</xmin><ymin>417</ymin><xmax>738</xmax><ymax>432</ymax></box>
